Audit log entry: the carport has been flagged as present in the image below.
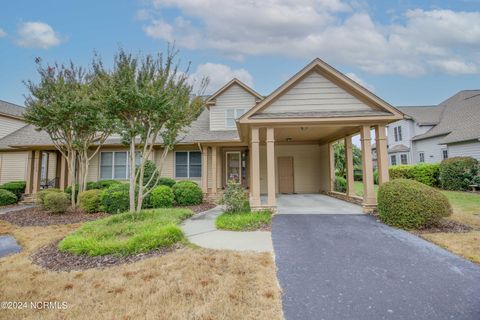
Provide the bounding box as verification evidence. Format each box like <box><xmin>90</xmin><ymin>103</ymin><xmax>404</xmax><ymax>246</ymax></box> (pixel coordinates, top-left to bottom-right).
<box><xmin>274</xmin><ymin>194</ymin><xmax>363</xmax><ymax>214</ymax></box>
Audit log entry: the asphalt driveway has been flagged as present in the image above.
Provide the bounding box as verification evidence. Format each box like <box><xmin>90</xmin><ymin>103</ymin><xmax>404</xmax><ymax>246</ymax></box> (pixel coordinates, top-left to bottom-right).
<box><xmin>272</xmin><ymin>214</ymin><xmax>480</xmax><ymax>320</ymax></box>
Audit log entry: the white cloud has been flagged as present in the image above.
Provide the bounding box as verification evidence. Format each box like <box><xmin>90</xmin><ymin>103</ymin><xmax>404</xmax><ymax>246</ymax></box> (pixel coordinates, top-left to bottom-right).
<box><xmin>140</xmin><ymin>1</ymin><xmax>480</xmax><ymax>75</ymax></box>
<box><xmin>189</xmin><ymin>63</ymin><xmax>254</xmax><ymax>94</ymax></box>
<box><xmin>0</xmin><ymin>28</ymin><xmax>7</xmax><ymax>37</ymax></box>
<box><xmin>16</xmin><ymin>22</ymin><xmax>63</xmax><ymax>49</ymax></box>
<box><xmin>345</xmin><ymin>72</ymin><xmax>374</xmax><ymax>92</ymax></box>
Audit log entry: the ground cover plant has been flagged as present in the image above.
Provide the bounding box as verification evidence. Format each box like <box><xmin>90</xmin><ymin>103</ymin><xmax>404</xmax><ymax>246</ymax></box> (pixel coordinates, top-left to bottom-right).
<box><xmin>216</xmin><ymin>210</ymin><xmax>272</xmax><ymax>231</ymax></box>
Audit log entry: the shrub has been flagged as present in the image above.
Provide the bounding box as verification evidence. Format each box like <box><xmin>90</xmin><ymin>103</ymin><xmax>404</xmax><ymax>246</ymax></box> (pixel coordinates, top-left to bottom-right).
<box><xmin>139</xmin><ymin>160</ymin><xmax>160</xmax><ymax>188</ymax></box>
<box><xmin>65</xmin><ymin>184</ymin><xmax>79</xmax><ymax>200</ymax></box>
<box><xmin>334</xmin><ymin>176</ymin><xmax>347</xmax><ymax>193</ymax></box>
<box><xmin>150</xmin><ymin>185</ymin><xmax>174</xmax><ymax>208</ymax></box>
<box><xmin>378</xmin><ymin>179</ymin><xmax>451</xmax><ymax>229</ymax></box>
<box><xmin>36</xmin><ymin>188</ymin><xmax>62</xmax><ymax>208</ymax></box>
<box><xmin>87</xmin><ymin>180</ymin><xmax>122</xmax><ymax>190</ymax></box>
<box><xmin>0</xmin><ymin>181</ymin><xmax>26</xmax><ymax>199</ymax></box>
<box><xmin>373</xmin><ymin>170</ymin><xmax>379</xmax><ymax>185</ymax></box>
<box><xmin>439</xmin><ymin>157</ymin><xmax>479</xmax><ymax>191</ymax></box>
<box><xmin>0</xmin><ymin>189</ymin><xmax>17</xmax><ymax>206</ymax></box>
<box><xmin>158</xmin><ymin>177</ymin><xmax>177</xmax><ymax>188</ymax></box>
<box><xmin>100</xmin><ymin>183</ymin><xmax>130</xmax><ymax>214</ymax></box>
<box><xmin>353</xmin><ymin>169</ymin><xmax>363</xmax><ymax>181</ymax></box>
<box><xmin>220</xmin><ymin>181</ymin><xmax>250</xmax><ymax>213</ymax></box>
<box><xmin>43</xmin><ymin>192</ymin><xmax>70</xmax><ymax>214</ymax></box>
<box><xmin>389</xmin><ymin>163</ymin><xmax>440</xmax><ymax>187</ymax></box>
<box><xmin>172</xmin><ymin>180</ymin><xmax>203</xmax><ymax>206</ymax></box>
<box><xmin>79</xmin><ymin>189</ymin><xmax>102</xmax><ymax>213</ymax></box>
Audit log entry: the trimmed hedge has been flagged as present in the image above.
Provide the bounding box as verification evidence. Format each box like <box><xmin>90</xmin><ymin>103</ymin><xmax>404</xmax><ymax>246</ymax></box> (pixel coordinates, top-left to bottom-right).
<box><xmin>172</xmin><ymin>180</ymin><xmax>203</xmax><ymax>206</ymax></box>
<box><xmin>36</xmin><ymin>188</ymin><xmax>62</xmax><ymax>208</ymax></box>
<box><xmin>0</xmin><ymin>181</ymin><xmax>26</xmax><ymax>199</ymax></box>
<box><xmin>79</xmin><ymin>189</ymin><xmax>102</xmax><ymax>213</ymax></box>
<box><xmin>43</xmin><ymin>192</ymin><xmax>70</xmax><ymax>214</ymax></box>
<box><xmin>389</xmin><ymin>163</ymin><xmax>440</xmax><ymax>187</ymax></box>
<box><xmin>0</xmin><ymin>189</ymin><xmax>17</xmax><ymax>206</ymax></box>
<box><xmin>439</xmin><ymin>157</ymin><xmax>479</xmax><ymax>191</ymax></box>
<box><xmin>334</xmin><ymin>176</ymin><xmax>347</xmax><ymax>193</ymax></box>
<box><xmin>87</xmin><ymin>180</ymin><xmax>122</xmax><ymax>190</ymax></box>
<box><xmin>158</xmin><ymin>177</ymin><xmax>177</xmax><ymax>188</ymax></box>
<box><xmin>100</xmin><ymin>183</ymin><xmax>130</xmax><ymax>214</ymax></box>
<box><xmin>378</xmin><ymin>179</ymin><xmax>451</xmax><ymax>229</ymax></box>
<box><xmin>150</xmin><ymin>185</ymin><xmax>174</xmax><ymax>208</ymax></box>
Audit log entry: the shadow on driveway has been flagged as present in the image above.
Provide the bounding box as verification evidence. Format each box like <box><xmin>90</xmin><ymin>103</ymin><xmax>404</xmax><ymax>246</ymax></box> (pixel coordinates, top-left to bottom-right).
<box><xmin>272</xmin><ymin>214</ymin><xmax>480</xmax><ymax>320</ymax></box>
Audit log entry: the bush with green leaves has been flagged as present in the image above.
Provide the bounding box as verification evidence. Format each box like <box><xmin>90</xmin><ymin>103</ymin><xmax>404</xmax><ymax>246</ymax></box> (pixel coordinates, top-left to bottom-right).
<box><xmin>79</xmin><ymin>189</ymin><xmax>102</xmax><ymax>213</ymax></box>
<box><xmin>87</xmin><ymin>179</ymin><xmax>122</xmax><ymax>190</ymax></box>
<box><xmin>378</xmin><ymin>179</ymin><xmax>451</xmax><ymax>229</ymax></box>
<box><xmin>65</xmin><ymin>184</ymin><xmax>79</xmax><ymax>200</ymax></box>
<box><xmin>172</xmin><ymin>180</ymin><xmax>203</xmax><ymax>206</ymax></box>
<box><xmin>150</xmin><ymin>185</ymin><xmax>174</xmax><ymax>208</ymax></box>
<box><xmin>100</xmin><ymin>183</ymin><xmax>130</xmax><ymax>214</ymax></box>
<box><xmin>389</xmin><ymin>163</ymin><xmax>440</xmax><ymax>187</ymax></box>
<box><xmin>0</xmin><ymin>189</ymin><xmax>17</xmax><ymax>206</ymax></box>
<box><xmin>43</xmin><ymin>192</ymin><xmax>70</xmax><ymax>214</ymax></box>
<box><xmin>0</xmin><ymin>181</ymin><xmax>26</xmax><ymax>199</ymax></box>
<box><xmin>220</xmin><ymin>181</ymin><xmax>250</xmax><ymax>213</ymax></box>
<box><xmin>36</xmin><ymin>188</ymin><xmax>62</xmax><ymax>208</ymax></box>
<box><xmin>158</xmin><ymin>177</ymin><xmax>177</xmax><ymax>188</ymax></box>
<box><xmin>139</xmin><ymin>160</ymin><xmax>160</xmax><ymax>188</ymax></box>
<box><xmin>439</xmin><ymin>157</ymin><xmax>479</xmax><ymax>191</ymax></box>
<box><xmin>334</xmin><ymin>176</ymin><xmax>347</xmax><ymax>193</ymax></box>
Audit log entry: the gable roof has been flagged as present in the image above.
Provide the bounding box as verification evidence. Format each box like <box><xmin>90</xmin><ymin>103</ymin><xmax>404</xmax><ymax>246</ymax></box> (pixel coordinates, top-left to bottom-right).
<box><xmin>205</xmin><ymin>78</ymin><xmax>263</xmax><ymax>109</ymax></box>
<box><xmin>0</xmin><ymin>100</ymin><xmax>25</xmax><ymax>119</ymax></box>
<box><xmin>239</xmin><ymin>58</ymin><xmax>404</xmax><ymax>123</ymax></box>
<box><xmin>412</xmin><ymin>90</ymin><xmax>480</xmax><ymax>144</ymax></box>
<box><xmin>398</xmin><ymin>105</ymin><xmax>443</xmax><ymax>126</ymax></box>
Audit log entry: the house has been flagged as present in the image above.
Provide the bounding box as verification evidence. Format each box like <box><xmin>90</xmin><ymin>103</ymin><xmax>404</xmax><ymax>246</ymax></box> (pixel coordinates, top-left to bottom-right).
<box><xmin>376</xmin><ymin>90</ymin><xmax>480</xmax><ymax>166</ymax></box>
<box><xmin>0</xmin><ymin>58</ymin><xmax>404</xmax><ymax>212</ymax></box>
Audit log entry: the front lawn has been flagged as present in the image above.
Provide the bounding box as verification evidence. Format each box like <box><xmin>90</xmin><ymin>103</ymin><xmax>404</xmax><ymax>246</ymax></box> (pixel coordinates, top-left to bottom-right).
<box><xmin>59</xmin><ymin>208</ymin><xmax>193</xmax><ymax>256</ymax></box>
<box><xmin>216</xmin><ymin>211</ymin><xmax>272</xmax><ymax>231</ymax></box>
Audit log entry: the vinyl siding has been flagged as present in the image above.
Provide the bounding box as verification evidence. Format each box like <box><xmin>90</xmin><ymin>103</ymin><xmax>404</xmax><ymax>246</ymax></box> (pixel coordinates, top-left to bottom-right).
<box><xmin>210</xmin><ymin>84</ymin><xmax>257</xmax><ymax>131</ymax></box>
<box><xmin>259</xmin><ymin>144</ymin><xmax>326</xmax><ymax>194</ymax></box>
<box><xmin>448</xmin><ymin>141</ymin><xmax>480</xmax><ymax>160</ymax></box>
<box><xmin>412</xmin><ymin>135</ymin><xmax>447</xmax><ymax>164</ymax></box>
<box><xmin>0</xmin><ymin>152</ymin><xmax>28</xmax><ymax>184</ymax></box>
<box><xmin>261</xmin><ymin>71</ymin><xmax>373</xmax><ymax>113</ymax></box>
<box><xmin>47</xmin><ymin>152</ymin><xmax>57</xmax><ymax>180</ymax></box>
<box><xmin>0</xmin><ymin>116</ymin><xmax>25</xmax><ymax>139</ymax></box>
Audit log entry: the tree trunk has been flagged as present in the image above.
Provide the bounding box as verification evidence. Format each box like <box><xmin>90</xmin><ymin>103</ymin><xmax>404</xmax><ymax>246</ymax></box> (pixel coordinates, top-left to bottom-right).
<box><xmin>136</xmin><ymin>154</ymin><xmax>145</xmax><ymax>212</ymax></box>
<box><xmin>129</xmin><ymin>138</ymin><xmax>136</xmax><ymax>212</ymax></box>
<box><xmin>68</xmin><ymin>152</ymin><xmax>77</xmax><ymax>208</ymax></box>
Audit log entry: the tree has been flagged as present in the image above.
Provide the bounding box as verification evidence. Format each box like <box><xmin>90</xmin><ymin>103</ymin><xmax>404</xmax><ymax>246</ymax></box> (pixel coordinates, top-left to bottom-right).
<box><xmin>333</xmin><ymin>140</ymin><xmax>361</xmax><ymax>178</ymax></box>
<box><xmin>24</xmin><ymin>60</ymin><xmax>113</xmax><ymax>207</ymax></box>
<box><xmin>94</xmin><ymin>48</ymin><xmax>207</xmax><ymax>212</ymax></box>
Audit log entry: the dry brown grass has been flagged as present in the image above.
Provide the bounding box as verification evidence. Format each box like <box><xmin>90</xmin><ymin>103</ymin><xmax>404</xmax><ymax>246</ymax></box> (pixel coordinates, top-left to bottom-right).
<box><xmin>0</xmin><ymin>220</ymin><xmax>282</xmax><ymax>320</ymax></box>
<box><xmin>421</xmin><ymin>231</ymin><xmax>480</xmax><ymax>264</ymax></box>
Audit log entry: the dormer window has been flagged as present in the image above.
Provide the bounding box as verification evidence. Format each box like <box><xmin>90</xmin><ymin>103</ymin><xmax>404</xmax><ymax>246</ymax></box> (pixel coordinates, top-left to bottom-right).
<box><xmin>226</xmin><ymin>108</ymin><xmax>246</xmax><ymax>129</ymax></box>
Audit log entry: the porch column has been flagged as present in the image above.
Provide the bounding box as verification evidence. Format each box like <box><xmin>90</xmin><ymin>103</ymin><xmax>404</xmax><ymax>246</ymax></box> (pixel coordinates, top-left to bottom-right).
<box><xmin>266</xmin><ymin>127</ymin><xmax>276</xmax><ymax>207</ymax></box>
<box><xmin>328</xmin><ymin>142</ymin><xmax>335</xmax><ymax>192</ymax></box>
<box><xmin>32</xmin><ymin>150</ymin><xmax>42</xmax><ymax>194</ymax></box>
<box><xmin>250</xmin><ymin>127</ymin><xmax>261</xmax><ymax>207</ymax></box>
<box><xmin>211</xmin><ymin>146</ymin><xmax>217</xmax><ymax>194</ymax></box>
<box><xmin>375</xmin><ymin>125</ymin><xmax>389</xmax><ymax>185</ymax></box>
<box><xmin>360</xmin><ymin>125</ymin><xmax>376</xmax><ymax>210</ymax></box>
<box><xmin>59</xmin><ymin>154</ymin><xmax>67</xmax><ymax>191</ymax></box>
<box><xmin>345</xmin><ymin>135</ymin><xmax>355</xmax><ymax>197</ymax></box>
<box><xmin>24</xmin><ymin>151</ymin><xmax>34</xmax><ymax>194</ymax></box>
<box><xmin>201</xmin><ymin>146</ymin><xmax>208</xmax><ymax>193</ymax></box>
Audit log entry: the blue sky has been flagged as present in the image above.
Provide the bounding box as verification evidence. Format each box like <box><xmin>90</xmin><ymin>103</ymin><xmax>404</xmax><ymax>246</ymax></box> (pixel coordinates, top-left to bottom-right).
<box><xmin>1</xmin><ymin>0</ymin><xmax>480</xmax><ymax>107</ymax></box>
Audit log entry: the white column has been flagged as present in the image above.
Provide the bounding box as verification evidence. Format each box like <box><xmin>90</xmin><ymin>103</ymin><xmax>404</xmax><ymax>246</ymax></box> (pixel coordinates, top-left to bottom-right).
<box><xmin>360</xmin><ymin>125</ymin><xmax>376</xmax><ymax>209</ymax></box>
<box><xmin>250</xmin><ymin>127</ymin><xmax>261</xmax><ymax>207</ymax></box>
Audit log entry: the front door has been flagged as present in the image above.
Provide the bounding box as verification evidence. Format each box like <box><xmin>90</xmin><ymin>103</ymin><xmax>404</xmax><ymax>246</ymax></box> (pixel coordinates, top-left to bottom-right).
<box><xmin>278</xmin><ymin>156</ymin><xmax>294</xmax><ymax>194</ymax></box>
<box><xmin>226</xmin><ymin>151</ymin><xmax>241</xmax><ymax>184</ymax></box>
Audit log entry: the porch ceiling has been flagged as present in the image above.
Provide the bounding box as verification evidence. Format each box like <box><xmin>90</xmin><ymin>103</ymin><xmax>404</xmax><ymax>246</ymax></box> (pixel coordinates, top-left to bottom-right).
<box><xmin>259</xmin><ymin>125</ymin><xmax>359</xmax><ymax>144</ymax></box>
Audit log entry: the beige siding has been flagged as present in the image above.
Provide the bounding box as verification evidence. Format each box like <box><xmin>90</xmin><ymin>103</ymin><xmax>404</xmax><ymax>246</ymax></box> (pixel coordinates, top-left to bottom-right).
<box><xmin>261</xmin><ymin>71</ymin><xmax>373</xmax><ymax>113</ymax></box>
<box><xmin>47</xmin><ymin>152</ymin><xmax>57</xmax><ymax>180</ymax></box>
<box><xmin>210</xmin><ymin>84</ymin><xmax>257</xmax><ymax>131</ymax></box>
<box><xmin>155</xmin><ymin>146</ymin><xmax>202</xmax><ymax>184</ymax></box>
<box><xmin>0</xmin><ymin>116</ymin><xmax>25</xmax><ymax>139</ymax></box>
<box><xmin>87</xmin><ymin>151</ymin><xmax>100</xmax><ymax>182</ymax></box>
<box><xmin>0</xmin><ymin>152</ymin><xmax>28</xmax><ymax>184</ymax></box>
<box><xmin>259</xmin><ymin>144</ymin><xmax>327</xmax><ymax>194</ymax></box>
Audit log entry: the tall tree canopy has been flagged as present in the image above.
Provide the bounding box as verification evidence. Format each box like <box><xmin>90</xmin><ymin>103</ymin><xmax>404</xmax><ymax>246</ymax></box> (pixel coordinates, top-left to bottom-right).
<box><xmin>334</xmin><ymin>140</ymin><xmax>362</xmax><ymax>177</ymax></box>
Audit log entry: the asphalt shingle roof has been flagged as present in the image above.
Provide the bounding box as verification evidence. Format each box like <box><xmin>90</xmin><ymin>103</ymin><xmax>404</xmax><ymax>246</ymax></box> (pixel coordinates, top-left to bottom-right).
<box><xmin>398</xmin><ymin>105</ymin><xmax>443</xmax><ymax>125</ymax></box>
<box><xmin>0</xmin><ymin>100</ymin><xmax>25</xmax><ymax>118</ymax></box>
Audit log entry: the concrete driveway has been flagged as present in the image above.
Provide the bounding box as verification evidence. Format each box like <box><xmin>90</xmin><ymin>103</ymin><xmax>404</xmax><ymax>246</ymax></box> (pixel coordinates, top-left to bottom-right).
<box><xmin>272</xmin><ymin>214</ymin><xmax>480</xmax><ymax>320</ymax></box>
<box><xmin>275</xmin><ymin>194</ymin><xmax>363</xmax><ymax>214</ymax></box>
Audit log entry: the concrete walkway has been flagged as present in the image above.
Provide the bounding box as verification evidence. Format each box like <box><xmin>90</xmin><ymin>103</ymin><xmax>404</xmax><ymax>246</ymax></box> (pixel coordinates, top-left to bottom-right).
<box><xmin>275</xmin><ymin>194</ymin><xmax>363</xmax><ymax>214</ymax></box>
<box><xmin>181</xmin><ymin>206</ymin><xmax>273</xmax><ymax>252</ymax></box>
<box><xmin>0</xmin><ymin>204</ymin><xmax>34</xmax><ymax>215</ymax></box>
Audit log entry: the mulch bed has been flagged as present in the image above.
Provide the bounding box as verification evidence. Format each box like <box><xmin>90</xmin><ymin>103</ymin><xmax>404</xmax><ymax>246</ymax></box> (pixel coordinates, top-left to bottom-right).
<box><xmin>31</xmin><ymin>240</ymin><xmax>182</xmax><ymax>272</ymax></box>
<box><xmin>180</xmin><ymin>203</ymin><xmax>216</xmax><ymax>214</ymax></box>
<box><xmin>416</xmin><ymin>219</ymin><xmax>474</xmax><ymax>234</ymax></box>
<box><xmin>0</xmin><ymin>207</ymin><xmax>108</xmax><ymax>227</ymax></box>
<box><xmin>258</xmin><ymin>223</ymin><xmax>272</xmax><ymax>232</ymax></box>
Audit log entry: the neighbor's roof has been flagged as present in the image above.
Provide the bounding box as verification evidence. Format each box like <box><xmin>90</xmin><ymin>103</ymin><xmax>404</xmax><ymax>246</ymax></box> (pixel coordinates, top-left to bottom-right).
<box><xmin>388</xmin><ymin>144</ymin><xmax>410</xmax><ymax>153</ymax></box>
<box><xmin>0</xmin><ymin>108</ymin><xmax>239</xmax><ymax>150</ymax></box>
<box><xmin>398</xmin><ymin>105</ymin><xmax>443</xmax><ymax>126</ymax></box>
<box><xmin>0</xmin><ymin>100</ymin><xmax>25</xmax><ymax>118</ymax></box>
<box><xmin>412</xmin><ymin>90</ymin><xmax>480</xmax><ymax>144</ymax></box>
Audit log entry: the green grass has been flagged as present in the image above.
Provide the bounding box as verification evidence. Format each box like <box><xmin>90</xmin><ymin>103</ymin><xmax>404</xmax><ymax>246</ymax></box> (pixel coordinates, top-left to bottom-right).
<box><xmin>353</xmin><ymin>181</ymin><xmax>379</xmax><ymax>197</ymax></box>
<box><xmin>216</xmin><ymin>211</ymin><xmax>272</xmax><ymax>231</ymax></box>
<box><xmin>58</xmin><ymin>208</ymin><xmax>193</xmax><ymax>256</ymax></box>
<box><xmin>441</xmin><ymin>190</ymin><xmax>480</xmax><ymax>215</ymax></box>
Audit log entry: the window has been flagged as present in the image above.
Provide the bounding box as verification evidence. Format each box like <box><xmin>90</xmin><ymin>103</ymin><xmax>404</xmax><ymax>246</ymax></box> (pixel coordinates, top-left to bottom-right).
<box><xmin>393</xmin><ymin>126</ymin><xmax>402</xmax><ymax>142</ymax></box>
<box><xmin>442</xmin><ymin>149</ymin><xmax>448</xmax><ymax>160</ymax></box>
<box><xmin>419</xmin><ymin>152</ymin><xmax>425</xmax><ymax>163</ymax></box>
<box><xmin>391</xmin><ymin>155</ymin><xmax>397</xmax><ymax>165</ymax></box>
<box><xmin>100</xmin><ymin>151</ymin><xmax>128</xmax><ymax>180</ymax></box>
<box><xmin>226</xmin><ymin>108</ymin><xmax>246</xmax><ymax>128</ymax></box>
<box><xmin>175</xmin><ymin>151</ymin><xmax>202</xmax><ymax>178</ymax></box>
<box><xmin>400</xmin><ymin>154</ymin><xmax>408</xmax><ymax>165</ymax></box>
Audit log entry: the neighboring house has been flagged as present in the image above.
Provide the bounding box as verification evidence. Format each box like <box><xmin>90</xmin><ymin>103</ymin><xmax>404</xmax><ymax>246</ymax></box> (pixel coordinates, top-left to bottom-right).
<box><xmin>0</xmin><ymin>100</ymin><xmax>30</xmax><ymax>184</ymax></box>
<box><xmin>373</xmin><ymin>90</ymin><xmax>480</xmax><ymax>167</ymax></box>
<box><xmin>0</xmin><ymin>58</ymin><xmax>404</xmax><ymax>212</ymax></box>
